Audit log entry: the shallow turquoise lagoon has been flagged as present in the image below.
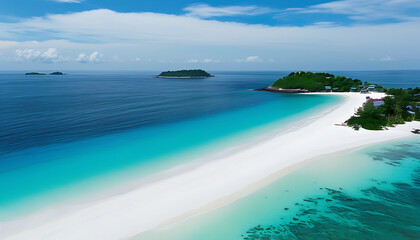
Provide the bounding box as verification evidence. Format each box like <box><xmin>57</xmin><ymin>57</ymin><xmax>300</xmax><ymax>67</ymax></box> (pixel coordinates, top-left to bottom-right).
<box><xmin>138</xmin><ymin>137</ymin><xmax>420</xmax><ymax>240</ymax></box>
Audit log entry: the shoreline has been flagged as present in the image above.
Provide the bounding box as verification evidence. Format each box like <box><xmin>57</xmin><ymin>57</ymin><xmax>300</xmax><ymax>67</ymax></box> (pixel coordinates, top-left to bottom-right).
<box><xmin>0</xmin><ymin>91</ymin><xmax>336</xmax><ymax>222</ymax></box>
<box><xmin>0</xmin><ymin>94</ymin><xmax>339</xmax><ymax>232</ymax></box>
<box><xmin>144</xmin><ymin>135</ymin><xmax>413</xmax><ymax>234</ymax></box>
<box><xmin>256</xmin><ymin>86</ymin><xmax>309</xmax><ymax>93</ymax></box>
<box><xmin>2</xmin><ymin>92</ymin><xmax>419</xmax><ymax>240</ymax></box>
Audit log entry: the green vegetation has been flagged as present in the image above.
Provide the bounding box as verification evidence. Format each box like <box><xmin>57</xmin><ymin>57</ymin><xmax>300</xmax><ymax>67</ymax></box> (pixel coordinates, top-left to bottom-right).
<box><xmin>348</xmin><ymin>87</ymin><xmax>420</xmax><ymax>130</ymax></box>
<box><xmin>347</xmin><ymin>101</ymin><xmax>387</xmax><ymax>130</ymax></box>
<box><xmin>272</xmin><ymin>71</ymin><xmax>385</xmax><ymax>92</ymax></box>
<box><xmin>158</xmin><ymin>69</ymin><xmax>213</xmax><ymax>78</ymax></box>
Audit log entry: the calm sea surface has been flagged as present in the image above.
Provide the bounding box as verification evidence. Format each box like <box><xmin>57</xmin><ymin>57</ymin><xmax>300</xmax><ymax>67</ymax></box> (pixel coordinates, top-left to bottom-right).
<box><xmin>0</xmin><ymin>70</ymin><xmax>419</xmax><ymax>225</ymax></box>
<box><xmin>138</xmin><ymin>138</ymin><xmax>420</xmax><ymax>240</ymax></box>
<box><xmin>0</xmin><ymin>71</ymin><xmax>336</xmax><ymax>217</ymax></box>
<box><xmin>1</xmin><ymin>70</ymin><xmax>418</xmax><ymax>153</ymax></box>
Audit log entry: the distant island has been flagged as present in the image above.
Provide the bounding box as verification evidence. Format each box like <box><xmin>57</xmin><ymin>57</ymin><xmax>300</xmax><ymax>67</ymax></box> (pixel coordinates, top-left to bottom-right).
<box><xmin>156</xmin><ymin>69</ymin><xmax>214</xmax><ymax>78</ymax></box>
<box><xmin>25</xmin><ymin>72</ymin><xmax>47</xmax><ymax>75</ymax></box>
<box><xmin>259</xmin><ymin>71</ymin><xmax>385</xmax><ymax>93</ymax></box>
<box><xmin>25</xmin><ymin>72</ymin><xmax>65</xmax><ymax>75</ymax></box>
<box><xmin>50</xmin><ymin>72</ymin><xmax>65</xmax><ymax>75</ymax></box>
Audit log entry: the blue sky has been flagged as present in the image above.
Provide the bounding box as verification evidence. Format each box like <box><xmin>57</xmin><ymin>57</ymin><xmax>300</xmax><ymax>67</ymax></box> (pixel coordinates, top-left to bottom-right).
<box><xmin>0</xmin><ymin>0</ymin><xmax>420</xmax><ymax>70</ymax></box>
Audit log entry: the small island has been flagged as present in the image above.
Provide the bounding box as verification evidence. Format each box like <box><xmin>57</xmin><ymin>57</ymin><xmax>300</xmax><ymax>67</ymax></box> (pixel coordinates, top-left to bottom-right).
<box><xmin>25</xmin><ymin>72</ymin><xmax>65</xmax><ymax>75</ymax></box>
<box><xmin>156</xmin><ymin>69</ymin><xmax>214</xmax><ymax>78</ymax></box>
<box><xmin>25</xmin><ymin>72</ymin><xmax>47</xmax><ymax>75</ymax></box>
<box><xmin>50</xmin><ymin>72</ymin><xmax>65</xmax><ymax>75</ymax></box>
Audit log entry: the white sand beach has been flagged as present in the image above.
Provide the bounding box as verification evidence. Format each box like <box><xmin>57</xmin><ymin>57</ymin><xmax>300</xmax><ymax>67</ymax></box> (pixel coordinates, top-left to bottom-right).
<box><xmin>2</xmin><ymin>92</ymin><xmax>419</xmax><ymax>240</ymax></box>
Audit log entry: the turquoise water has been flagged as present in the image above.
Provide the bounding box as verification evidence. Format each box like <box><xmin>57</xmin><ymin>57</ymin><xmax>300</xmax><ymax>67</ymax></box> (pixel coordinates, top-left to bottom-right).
<box><xmin>1</xmin><ymin>70</ymin><xmax>418</xmax><ymax>233</ymax></box>
<box><xmin>0</xmin><ymin>92</ymin><xmax>337</xmax><ymax>218</ymax></box>
<box><xmin>138</xmin><ymin>137</ymin><xmax>420</xmax><ymax>240</ymax></box>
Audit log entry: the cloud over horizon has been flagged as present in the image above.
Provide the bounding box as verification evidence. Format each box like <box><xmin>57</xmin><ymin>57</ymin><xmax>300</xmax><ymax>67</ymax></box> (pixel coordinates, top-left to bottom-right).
<box><xmin>0</xmin><ymin>2</ymin><xmax>419</xmax><ymax>70</ymax></box>
<box><xmin>15</xmin><ymin>48</ymin><xmax>66</xmax><ymax>63</ymax></box>
<box><xmin>77</xmin><ymin>51</ymin><xmax>103</xmax><ymax>63</ymax></box>
<box><xmin>284</xmin><ymin>0</ymin><xmax>420</xmax><ymax>22</ymax></box>
<box><xmin>2</xmin><ymin>9</ymin><xmax>419</xmax><ymax>46</ymax></box>
<box><xmin>235</xmin><ymin>56</ymin><xmax>263</xmax><ymax>63</ymax></box>
<box><xmin>184</xmin><ymin>4</ymin><xmax>276</xmax><ymax>18</ymax></box>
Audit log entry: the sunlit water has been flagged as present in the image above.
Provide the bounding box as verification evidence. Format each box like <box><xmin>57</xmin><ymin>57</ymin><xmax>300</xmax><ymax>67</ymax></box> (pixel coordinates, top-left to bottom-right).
<box><xmin>0</xmin><ymin>70</ymin><xmax>418</xmax><ymax>228</ymax></box>
<box><xmin>138</xmin><ymin>138</ymin><xmax>420</xmax><ymax>240</ymax></box>
<box><xmin>0</xmin><ymin>71</ymin><xmax>337</xmax><ymax>218</ymax></box>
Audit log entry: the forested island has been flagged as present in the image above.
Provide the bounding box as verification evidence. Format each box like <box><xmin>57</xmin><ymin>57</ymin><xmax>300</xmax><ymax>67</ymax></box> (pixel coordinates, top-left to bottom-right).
<box><xmin>25</xmin><ymin>72</ymin><xmax>47</xmax><ymax>75</ymax></box>
<box><xmin>25</xmin><ymin>72</ymin><xmax>65</xmax><ymax>75</ymax></box>
<box><xmin>50</xmin><ymin>72</ymin><xmax>65</xmax><ymax>75</ymax></box>
<box><xmin>260</xmin><ymin>71</ymin><xmax>385</xmax><ymax>93</ymax></box>
<box><xmin>156</xmin><ymin>69</ymin><xmax>214</xmax><ymax>78</ymax></box>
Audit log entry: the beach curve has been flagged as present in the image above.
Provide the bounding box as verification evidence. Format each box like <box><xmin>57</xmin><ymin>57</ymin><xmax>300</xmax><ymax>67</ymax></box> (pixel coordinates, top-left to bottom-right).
<box><xmin>1</xmin><ymin>92</ymin><xmax>419</xmax><ymax>240</ymax></box>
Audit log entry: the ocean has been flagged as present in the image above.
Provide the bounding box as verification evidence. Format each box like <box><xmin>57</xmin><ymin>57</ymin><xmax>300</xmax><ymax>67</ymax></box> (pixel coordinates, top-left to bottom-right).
<box><xmin>138</xmin><ymin>137</ymin><xmax>420</xmax><ymax>240</ymax></box>
<box><xmin>0</xmin><ymin>71</ymin><xmax>336</xmax><ymax>218</ymax></box>
<box><xmin>0</xmin><ymin>70</ymin><xmax>419</xmax><ymax>228</ymax></box>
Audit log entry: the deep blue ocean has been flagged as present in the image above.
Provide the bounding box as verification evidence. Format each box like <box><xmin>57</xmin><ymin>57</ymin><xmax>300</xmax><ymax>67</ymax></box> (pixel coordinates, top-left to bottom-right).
<box><xmin>1</xmin><ymin>70</ymin><xmax>419</xmax><ymax>154</ymax></box>
<box><xmin>0</xmin><ymin>70</ymin><xmax>419</xmax><ymax>229</ymax></box>
<box><xmin>0</xmin><ymin>70</ymin><xmax>337</xmax><ymax>216</ymax></box>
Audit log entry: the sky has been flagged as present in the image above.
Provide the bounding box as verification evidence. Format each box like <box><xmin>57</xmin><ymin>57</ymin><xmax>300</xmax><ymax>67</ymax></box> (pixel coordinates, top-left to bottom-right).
<box><xmin>0</xmin><ymin>0</ymin><xmax>420</xmax><ymax>70</ymax></box>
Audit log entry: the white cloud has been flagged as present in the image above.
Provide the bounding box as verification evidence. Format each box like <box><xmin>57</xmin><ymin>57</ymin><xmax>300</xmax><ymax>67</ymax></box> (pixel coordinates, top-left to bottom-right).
<box><xmin>184</xmin><ymin>4</ymin><xmax>276</xmax><ymax>18</ymax></box>
<box><xmin>15</xmin><ymin>48</ymin><xmax>64</xmax><ymax>63</ymax></box>
<box><xmin>52</xmin><ymin>0</ymin><xmax>83</xmax><ymax>3</ymax></box>
<box><xmin>285</xmin><ymin>0</ymin><xmax>420</xmax><ymax>21</ymax></box>
<box><xmin>380</xmin><ymin>55</ymin><xmax>394</xmax><ymax>61</ymax></box>
<box><xmin>42</xmin><ymin>48</ymin><xmax>59</xmax><ymax>59</ymax></box>
<box><xmin>130</xmin><ymin>57</ymin><xmax>152</xmax><ymax>62</ymax></box>
<box><xmin>313</xmin><ymin>22</ymin><xmax>337</xmax><ymax>27</ymax></box>
<box><xmin>0</xmin><ymin>41</ymin><xmax>19</xmax><ymax>48</ymax></box>
<box><xmin>77</xmin><ymin>51</ymin><xmax>103</xmax><ymax>63</ymax></box>
<box><xmin>235</xmin><ymin>56</ymin><xmax>263</xmax><ymax>63</ymax></box>
<box><xmin>0</xmin><ymin>9</ymin><xmax>419</xmax><ymax>69</ymax></box>
<box><xmin>369</xmin><ymin>55</ymin><xmax>395</xmax><ymax>61</ymax></box>
<box><xmin>203</xmin><ymin>58</ymin><xmax>220</xmax><ymax>63</ymax></box>
<box><xmin>1</xmin><ymin>9</ymin><xmax>420</xmax><ymax>48</ymax></box>
<box><xmin>158</xmin><ymin>59</ymin><xmax>174</xmax><ymax>63</ymax></box>
<box><xmin>246</xmin><ymin>56</ymin><xmax>262</xmax><ymax>62</ymax></box>
<box><xmin>187</xmin><ymin>59</ymin><xmax>221</xmax><ymax>63</ymax></box>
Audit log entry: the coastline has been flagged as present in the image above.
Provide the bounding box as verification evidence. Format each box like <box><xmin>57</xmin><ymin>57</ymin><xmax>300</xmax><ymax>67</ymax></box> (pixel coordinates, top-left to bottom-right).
<box><xmin>135</xmin><ymin>136</ymin><xmax>420</xmax><ymax>240</ymax></box>
<box><xmin>0</xmin><ymin>91</ymin><xmax>335</xmax><ymax>220</ymax></box>
<box><xmin>1</xmin><ymin>92</ymin><xmax>419</xmax><ymax>240</ymax></box>
<box><xmin>256</xmin><ymin>86</ymin><xmax>309</xmax><ymax>93</ymax></box>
